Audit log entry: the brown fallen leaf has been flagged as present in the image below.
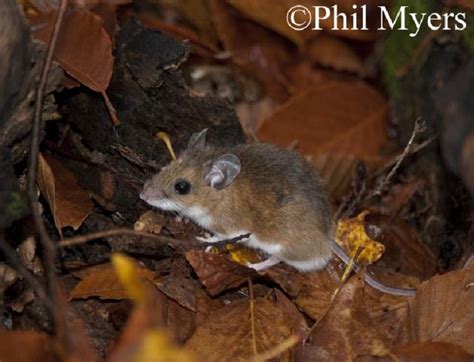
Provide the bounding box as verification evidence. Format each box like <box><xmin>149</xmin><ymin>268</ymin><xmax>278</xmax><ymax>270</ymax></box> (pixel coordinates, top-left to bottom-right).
<box><xmin>391</xmin><ymin>341</ymin><xmax>473</xmax><ymax>361</ymax></box>
<box><xmin>404</xmin><ymin>265</ymin><xmax>474</xmax><ymax>354</ymax></box>
<box><xmin>35</xmin><ymin>9</ymin><xmax>113</xmax><ymax>94</ymax></box>
<box><xmin>365</xmin><ymin>214</ymin><xmax>438</xmax><ymax>280</ymax></box>
<box><xmin>185</xmin><ymin>250</ymin><xmax>255</xmax><ymax>296</ymax></box>
<box><xmin>185</xmin><ymin>290</ymin><xmax>308</xmax><ymax>361</ymax></box>
<box><xmin>91</xmin><ymin>2</ymin><xmax>118</xmax><ymax>42</ymax></box>
<box><xmin>108</xmin><ymin>255</ymin><xmax>196</xmax><ymax>360</ymax></box>
<box><xmin>34</xmin><ymin>9</ymin><xmax>118</xmax><ymax>125</ymax></box>
<box><xmin>0</xmin><ymin>330</ymin><xmax>55</xmax><ymax>362</ymax></box>
<box><xmin>315</xmin><ymin>0</ymin><xmax>388</xmax><ymax>41</ymax></box>
<box><xmin>295</xmin><ymin>272</ymin><xmax>409</xmax><ymax>360</ymax></box>
<box><xmin>258</xmin><ymin>80</ymin><xmax>388</xmax><ymax>158</ymax></box>
<box><xmin>284</xmin><ymin>60</ymin><xmax>330</xmax><ymax>92</ymax></box>
<box><xmin>154</xmin><ymin>257</ymin><xmax>221</xmax><ymax>313</ymax></box>
<box><xmin>225</xmin><ymin>0</ymin><xmax>306</xmax><ymax>49</ymax></box>
<box><xmin>307</xmin><ymin>34</ymin><xmax>364</xmax><ymax>75</ymax></box>
<box><xmin>37</xmin><ymin>154</ymin><xmax>93</xmax><ymax>232</ymax></box>
<box><xmin>444</xmin><ymin>0</ymin><xmax>474</xmax><ymax>11</ymax></box>
<box><xmin>209</xmin><ymin>0</ymin><xmax>293</xmax><ymax>100</ymax></box>
<box><xmin>291</xmin><ymin>260</ymin><xmax>344</xmax><ymax>320</ymax></box>
<box><xmin>307</xmin><ymin>152</ymin><xmax>365</xmax><ymax>200</ymax></box>
<box><xmin>258</xmin><ymin>80</ymin><xmax>388</xmax><ymax>196</ymax></box>
<box><xmin>69</xmin><ymin>262</ymin><xmax>157</xmax><ymax>301</ymax></box>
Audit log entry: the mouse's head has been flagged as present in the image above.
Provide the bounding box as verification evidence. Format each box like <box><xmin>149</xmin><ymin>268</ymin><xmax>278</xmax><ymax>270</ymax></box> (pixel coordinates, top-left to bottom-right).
<box><xmin>140</xmin><ymin>129</ymin><xmax>241</xmax><ymax>218</ymax></box>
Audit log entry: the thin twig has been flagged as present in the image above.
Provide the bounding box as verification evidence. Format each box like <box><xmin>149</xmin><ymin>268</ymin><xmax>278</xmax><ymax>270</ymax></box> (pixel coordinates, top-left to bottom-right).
<box><xmin>371</xmin><ymin>118</ymin><xmax>427</xmax><ymax>197</ymax></box>
<box><xmin>248</xmin><ymin>277</ymin><xmax>258</xmax><ymax>356</ymax></box>
<box><xmin>100</xmin><ymin>90</ymin><xmax>120</xmax><ymax>126</ymax></box>
<box><xmin>26</xmin><ymin>0</ymin><xmax>68</xmax><ymax>328</ymax></box>
<box><xmin>374</xmin><ymin>135</ymin><xmax>436</xmax><ymax>179</ymax></box>
<box><xmin>58</xmin><ymin>228</ymin><xmax>181</xmax><ymax>248</ymax></box>
<box><xmin>305</xmin><ymin>247</ymin><xmax>363</xmax><ymax>341</ymax></box>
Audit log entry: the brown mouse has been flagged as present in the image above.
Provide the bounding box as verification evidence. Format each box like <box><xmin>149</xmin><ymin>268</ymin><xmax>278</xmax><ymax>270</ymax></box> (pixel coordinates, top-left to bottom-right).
<box><xmin>141</xmin><ymin>129</ymin><xmax>416</xmax><ymax>297</ymax></box>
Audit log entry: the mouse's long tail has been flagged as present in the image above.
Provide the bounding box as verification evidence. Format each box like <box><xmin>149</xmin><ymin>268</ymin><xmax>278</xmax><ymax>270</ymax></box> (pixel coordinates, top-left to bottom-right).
<box><xmin>330</xmin><ymin>239</ymin><xmax>416</xmax><ymax>297</ymax></box>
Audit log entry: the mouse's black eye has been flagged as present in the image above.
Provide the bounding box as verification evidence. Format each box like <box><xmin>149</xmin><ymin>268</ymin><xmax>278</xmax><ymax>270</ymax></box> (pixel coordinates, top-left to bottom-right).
<box><xmin>174</xmin><ymin>179</ymin><xmax>191</xmax><ymax>195</ymax></box>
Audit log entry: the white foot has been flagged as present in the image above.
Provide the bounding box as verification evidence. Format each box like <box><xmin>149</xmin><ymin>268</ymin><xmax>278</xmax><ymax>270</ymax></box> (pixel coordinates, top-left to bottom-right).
<box><xmin>247</xmin><ymin>257</ymin><xmax>280</xmax><ymax>271</ymax></box>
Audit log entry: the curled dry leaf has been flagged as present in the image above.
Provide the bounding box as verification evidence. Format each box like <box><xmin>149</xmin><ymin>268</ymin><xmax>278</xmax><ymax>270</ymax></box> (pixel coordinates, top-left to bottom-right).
<box><xmin>185</xmin><ymin>250</ymin><xmax>255</xmax><ymax>296</ymax></box>
<box><xmin>405</xmin><ymin>265</ymin><xmax>474</xmax><ymax>354</ymax></box>
<box><xmin>336</xmin><ymin>211</ymin><xmax>385</xmax><ymax>265</ymax></box>
<box><xmin>69</xmin><ymin>262</ymin><xmax>156</xmax><ymax>301</ymax></box>
<box><xmin>37</xmin><ymin>154</ymin><xmax>93</xmax><ymax>232</ymax></box>
<box><xmin>185</xmin><ymin>290</ymin><xmax>308</xmax><ymax>361</ymax></box>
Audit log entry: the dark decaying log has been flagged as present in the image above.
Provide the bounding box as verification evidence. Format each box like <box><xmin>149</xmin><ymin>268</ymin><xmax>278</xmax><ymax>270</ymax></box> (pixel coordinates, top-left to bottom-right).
<box><xmin>55</xmin><ymin>19</ymin><xmax>244</xmax><ymax>215</ymax></box>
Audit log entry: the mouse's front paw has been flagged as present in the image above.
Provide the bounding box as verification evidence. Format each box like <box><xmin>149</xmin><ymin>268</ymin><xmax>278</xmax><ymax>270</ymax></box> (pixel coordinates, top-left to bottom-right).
<box><xmin>196</xmin><ymin>235</ymin><xmax>221</xmax><ymax>243</ymax></box>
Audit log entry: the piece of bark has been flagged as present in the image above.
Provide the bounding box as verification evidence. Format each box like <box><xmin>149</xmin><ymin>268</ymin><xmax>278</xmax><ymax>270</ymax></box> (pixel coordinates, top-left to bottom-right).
<box><xmin>58</xmin><ymin>19</ymin><xmax>244</xmax><ymax>213</ymax></box>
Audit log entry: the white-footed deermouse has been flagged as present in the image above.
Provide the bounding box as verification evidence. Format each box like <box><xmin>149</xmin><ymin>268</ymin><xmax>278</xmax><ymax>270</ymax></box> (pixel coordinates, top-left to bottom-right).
<box><xmin>141</xmin><ymin>129</ymin><xmax>416</xmax><ymax>297</ymax></box>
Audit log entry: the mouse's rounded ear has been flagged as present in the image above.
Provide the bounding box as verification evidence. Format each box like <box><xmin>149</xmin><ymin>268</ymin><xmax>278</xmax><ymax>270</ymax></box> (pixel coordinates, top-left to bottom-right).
<box><xmin>187</xmin><ymin>128</ymin><xmax>208</xmax><ymax>150</ymax></box>
<box><xmin>205</xmin><ymin>154</ymin><xmax>241</xmax><ymax>189</ymax></box>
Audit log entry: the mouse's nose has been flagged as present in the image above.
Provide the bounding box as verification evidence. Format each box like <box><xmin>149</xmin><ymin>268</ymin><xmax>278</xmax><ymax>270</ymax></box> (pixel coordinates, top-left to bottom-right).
<box><xmin>140</xmin><ymin>182</ymin><xmax>165</xmax><ymax>201</ymax></box>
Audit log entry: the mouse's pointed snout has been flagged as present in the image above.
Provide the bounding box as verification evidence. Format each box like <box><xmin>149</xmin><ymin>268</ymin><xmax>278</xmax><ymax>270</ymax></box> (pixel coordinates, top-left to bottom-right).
<box><xmin>140</xmin><ymin>181</ymin><xmax>165</xmax><ymax>202</ymax></box>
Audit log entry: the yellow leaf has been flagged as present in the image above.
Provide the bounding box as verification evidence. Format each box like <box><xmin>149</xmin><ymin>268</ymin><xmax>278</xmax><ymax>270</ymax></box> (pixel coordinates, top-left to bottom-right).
<box><xmin>226</xmin><ymin>243</ymin><xmax>261</xmax><ymax>265</ymax></box>
<box><xmin>134</xmin><ymin>329</ymin><xmax>194</xmax><ymax>362</ymax></box>
<box><xmin>336</xmin><ymin>211</ymin><xmax>385</xmax><ymax>265</ymax></box>
<box><xmin>112</xmin><ymin>253</ymin><xmax>147</xmax><ymax>303</ymax></box>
